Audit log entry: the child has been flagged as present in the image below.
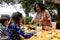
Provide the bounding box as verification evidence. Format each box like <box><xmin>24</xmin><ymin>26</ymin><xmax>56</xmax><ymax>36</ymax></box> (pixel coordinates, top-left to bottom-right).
<box><xmin>8</xmin><ymin>12</ymin><xmax>35</xmax><ymax>40</ymax></box>
<box><xmin>0</xmin><ymin>17</ymin><xmax>9</xmax><ymax>36</ymax></box>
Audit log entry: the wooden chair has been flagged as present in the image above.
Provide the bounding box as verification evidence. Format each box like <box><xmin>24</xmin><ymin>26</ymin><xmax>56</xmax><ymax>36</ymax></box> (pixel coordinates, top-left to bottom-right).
<box><xmin>52</xmin><ymin>22</ymin><xmax>56</xmax><ymax>30</ymax></box>
<box><xmin>56</xmin><ymin>22</ymin><xmax>60</xmax><ymax>29</ymax></box>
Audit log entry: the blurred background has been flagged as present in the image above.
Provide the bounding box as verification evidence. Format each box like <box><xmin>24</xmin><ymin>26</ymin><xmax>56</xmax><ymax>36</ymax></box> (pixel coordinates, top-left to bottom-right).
<box><xmin>0</xmin><ymin>0</ymin><xmax>60</xmax><ymax>24</ymax></box>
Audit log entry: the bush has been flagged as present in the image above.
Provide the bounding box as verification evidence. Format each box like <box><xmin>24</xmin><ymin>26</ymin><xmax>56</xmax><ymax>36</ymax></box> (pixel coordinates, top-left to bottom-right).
<box><xmin>1</xmin><ymin>14</ymin><xmax>10</xmax><ymax>21</ymax></box>
<box><xmin>25</xmin><ymin>16</ymin><xmax>33</xmax><ymax>24</ymax></box>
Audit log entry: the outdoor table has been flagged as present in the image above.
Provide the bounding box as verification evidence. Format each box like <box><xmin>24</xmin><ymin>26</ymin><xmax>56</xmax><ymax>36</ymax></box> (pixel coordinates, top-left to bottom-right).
<box><xmin>27</xmin><ymin>30</ymin><xmax>60</xmax><ymax>40</ymax></box>
<box><xmin>20</xmin><ymin>22</ymin><xmax>60</xmax><ymax>40</ymax></box>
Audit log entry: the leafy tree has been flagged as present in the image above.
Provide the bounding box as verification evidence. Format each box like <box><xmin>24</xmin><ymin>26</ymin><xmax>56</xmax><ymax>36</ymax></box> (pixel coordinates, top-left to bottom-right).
<box><xmin>20</xmin><ymin>0</ymin><xmax>37</xmax><ymax>17</ymax></box>
<box><xmin>0</xmin><ymin>0</ymin><xmax>37</xmax><ymax>17</ymax></box>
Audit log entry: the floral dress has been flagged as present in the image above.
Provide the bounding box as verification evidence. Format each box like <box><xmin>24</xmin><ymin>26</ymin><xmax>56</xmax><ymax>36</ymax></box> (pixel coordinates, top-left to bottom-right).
<box><xmin>32</xmin><ymin>10</ymin><xmax>52</xmax><ymax>27</ymax></box>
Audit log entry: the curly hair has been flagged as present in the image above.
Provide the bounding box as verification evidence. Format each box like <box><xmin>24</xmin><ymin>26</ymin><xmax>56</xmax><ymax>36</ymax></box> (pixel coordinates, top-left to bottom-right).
<box><xmin>34</xmin><ymin>2</ymin><xmax>45</xmax><ymax>12</ymax></box>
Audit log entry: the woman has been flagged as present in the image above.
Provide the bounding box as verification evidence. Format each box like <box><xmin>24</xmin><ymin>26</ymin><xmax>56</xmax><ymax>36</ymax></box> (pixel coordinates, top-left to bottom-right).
<box><xmin>30</xmin><ymin>2</ymin><xmax>52</xmax><ymax>30</ymax></box>
<box><xmin>8</xmin><ymin>12</ymin><xmax>34</xmax><ymax>40</ymax></box>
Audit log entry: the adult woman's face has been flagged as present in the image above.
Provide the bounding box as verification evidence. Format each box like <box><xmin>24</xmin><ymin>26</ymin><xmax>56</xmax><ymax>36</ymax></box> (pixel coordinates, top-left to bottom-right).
<box><xmin>36</xmin><ymin>4</ymin><xmax>41</xmax><ymax>12</ymax></box>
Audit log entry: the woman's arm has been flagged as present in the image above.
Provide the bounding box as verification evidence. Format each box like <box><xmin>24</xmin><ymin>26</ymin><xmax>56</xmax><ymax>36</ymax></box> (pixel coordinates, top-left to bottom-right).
<box><xmin>44</xmin><ymin>10</ymin><xmax>52</xmax><ymax>27</ymax></box>
<box><xmin>42</xmin><ymin>10</ymin><xmax>52</xmax><ymax>30</ymax></box>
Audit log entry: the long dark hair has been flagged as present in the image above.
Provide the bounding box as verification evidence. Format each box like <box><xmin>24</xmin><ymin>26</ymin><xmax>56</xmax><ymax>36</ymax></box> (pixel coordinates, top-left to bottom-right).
<box><xmin>12</xmin><ymin>12</ymin><xmax>22</xmax><ymax>27</ymax></box>
<box><xmin>34</xmin><ymin>2</ymin><xmax>45</xmax><ymax>12</ymax></box>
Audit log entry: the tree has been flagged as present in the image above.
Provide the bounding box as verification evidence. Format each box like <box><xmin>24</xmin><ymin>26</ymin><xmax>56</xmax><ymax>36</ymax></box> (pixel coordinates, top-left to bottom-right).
<box><xmin>0</xmin><ymin>0</ymin><xmax>16</xmax><ymax>4</ymax></box>
<box><xmin>20</xmin><ymin>0</ymin><xmax>37</xmax><ymax>17</ymax></box>
<box><xmin>0</xmin><ymin>0</ymin><xmax>37</xmax><ymax>17</ymax></box>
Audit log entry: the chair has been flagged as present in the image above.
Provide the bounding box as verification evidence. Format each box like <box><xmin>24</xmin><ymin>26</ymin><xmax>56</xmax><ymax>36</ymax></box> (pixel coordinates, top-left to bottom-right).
<box><xmin>56</xmin><ymin>22</ymin><xmax>60</xmax><ymax>29</ymax></box>
<box><xmin>52</xmin><ymin>22</ymin><xmax>56</xmax><ymax>30</ymax></box>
